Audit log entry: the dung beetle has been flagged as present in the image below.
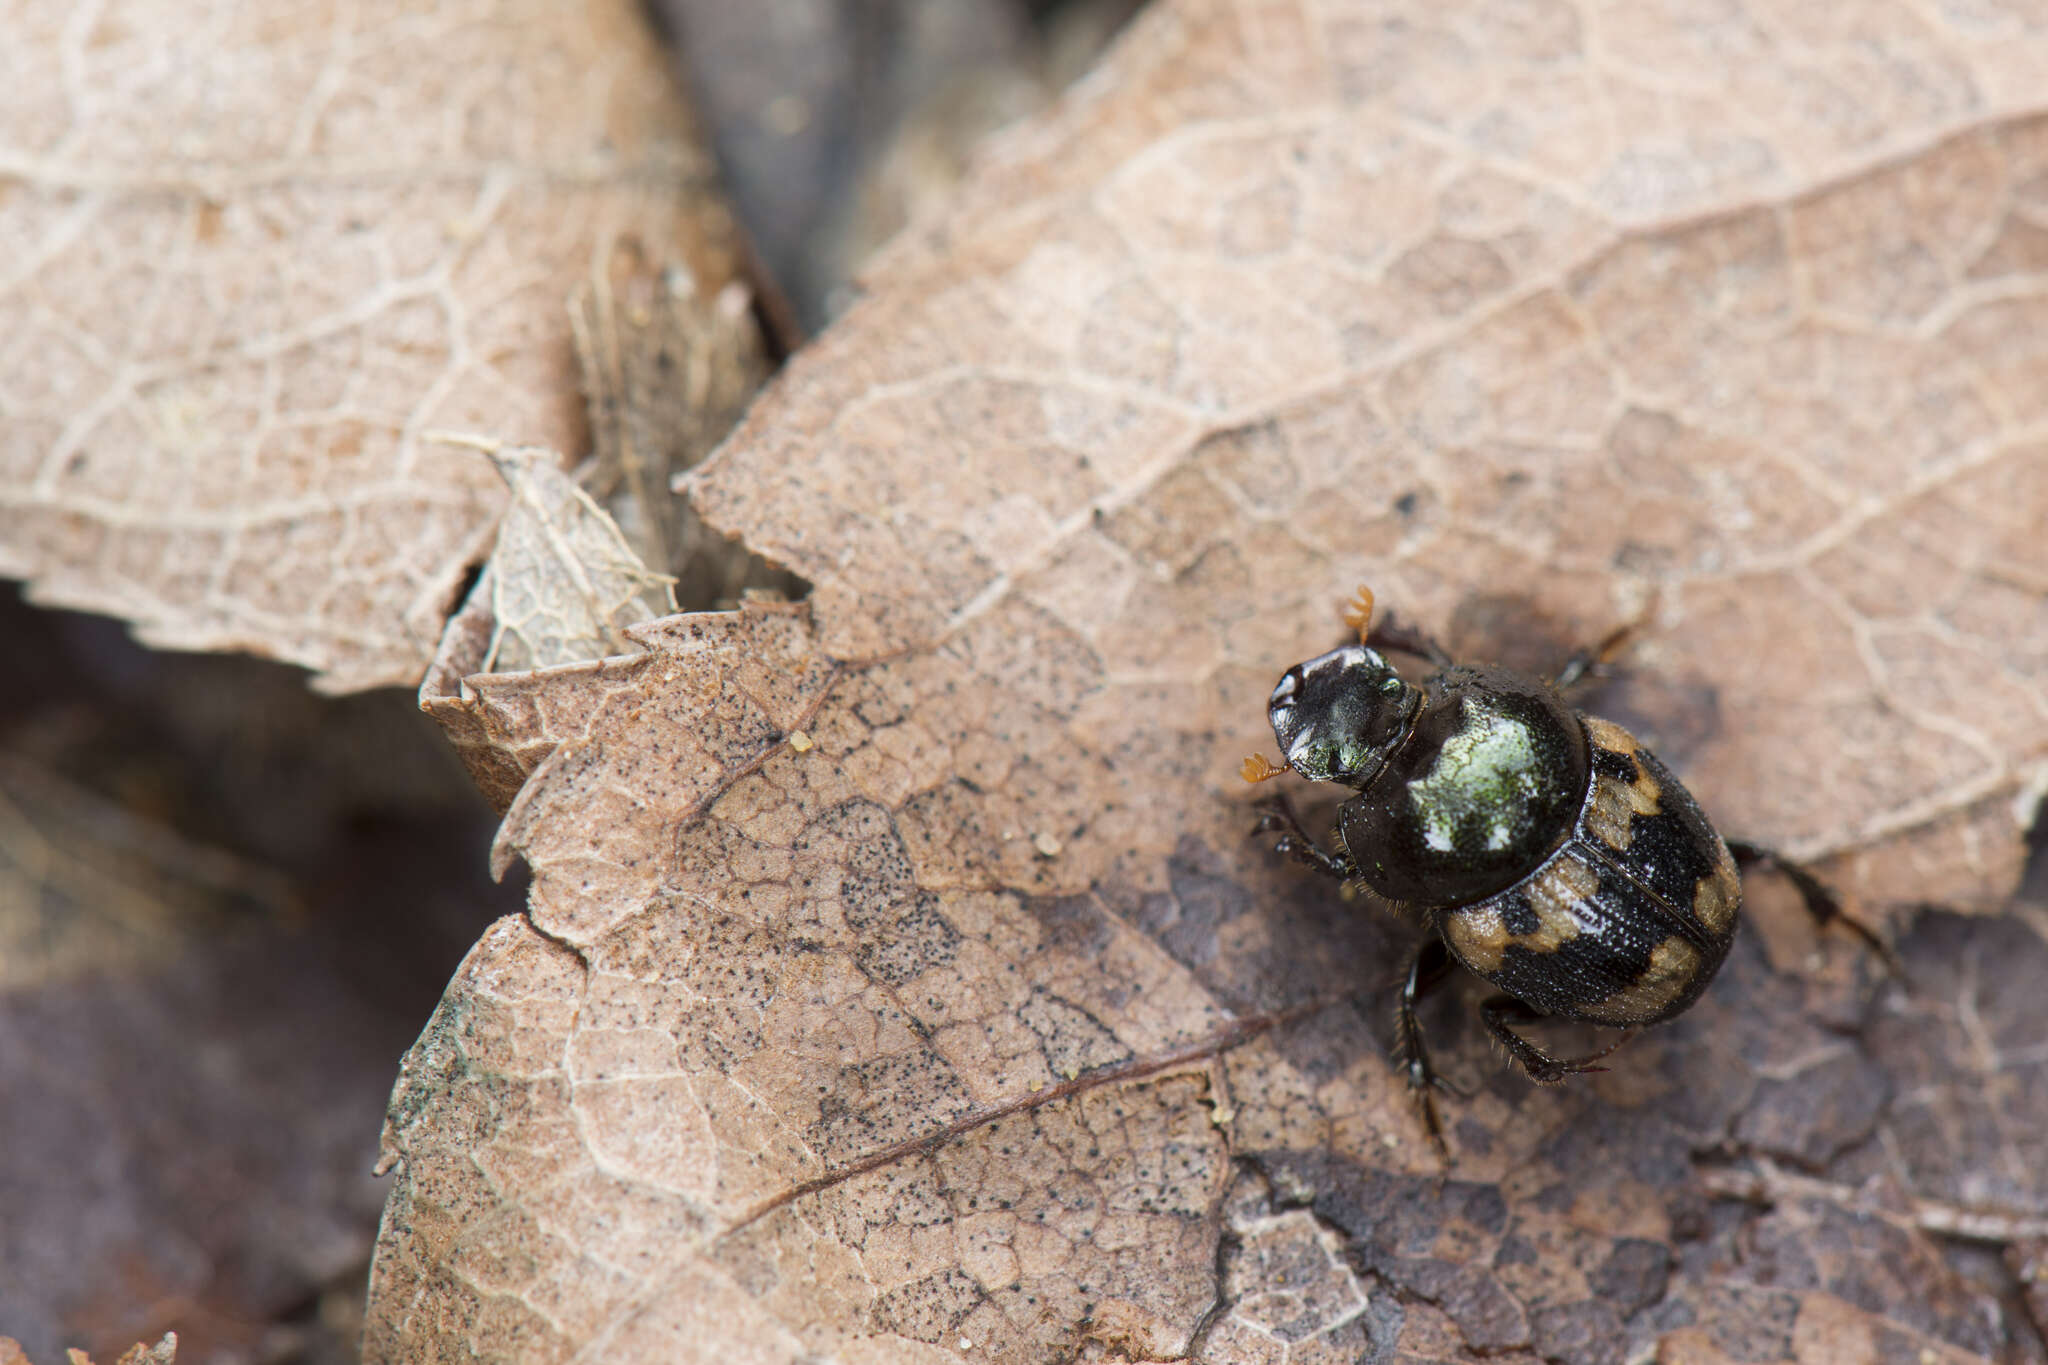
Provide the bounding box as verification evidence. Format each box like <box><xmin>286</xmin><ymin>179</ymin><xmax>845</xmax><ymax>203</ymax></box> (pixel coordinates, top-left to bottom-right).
<box><xmin>1244</xmin><ymin>587</ymin><xmax>1887</xmax><ymax>1154</ymax></box>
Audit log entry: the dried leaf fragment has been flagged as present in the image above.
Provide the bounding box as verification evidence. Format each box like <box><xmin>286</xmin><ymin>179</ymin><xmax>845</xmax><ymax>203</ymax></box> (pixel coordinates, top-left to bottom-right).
<box><xmin>0</xmin><ymin>1334</ymin><xmax>176</xmax><ymax>1365</ymax></box>
<box><xmin>109</xmin><ymin>1336</ymin><xmax>176</xmax><ymax>1365</ymax></box>
<box><xmin>448</xmin><ymin>440</ymin><xmax>678</xmax><ymax>675</ymax></box>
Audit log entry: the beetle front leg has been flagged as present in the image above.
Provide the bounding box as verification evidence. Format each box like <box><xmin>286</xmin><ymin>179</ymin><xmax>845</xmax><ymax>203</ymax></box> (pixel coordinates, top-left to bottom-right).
<box><xmin>1368</xmin><ymin>614</ymin><xmax>1456</xmax><ymax>671</ymax></box>
<box><xmin>1479</xmin><ymin>997</ymin><xmax>1636</xmax><ymax>1084</ymax></box>
<box><xmin>1249</xmin><ymin>794</ymin><xmax>1358</xmax><ymax>882</ymax></box>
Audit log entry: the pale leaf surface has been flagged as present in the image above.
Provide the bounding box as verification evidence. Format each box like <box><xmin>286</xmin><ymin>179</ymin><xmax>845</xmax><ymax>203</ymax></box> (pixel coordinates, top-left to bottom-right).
<box><xmin>0</xmin><ymin>0</ymin><xmax>744</xmax><ymax>692</ymax></box>
<box><xmin>371</xmin><ymin>1</ymin><xmax>2048</xmax><ymax>1361</ymax></box>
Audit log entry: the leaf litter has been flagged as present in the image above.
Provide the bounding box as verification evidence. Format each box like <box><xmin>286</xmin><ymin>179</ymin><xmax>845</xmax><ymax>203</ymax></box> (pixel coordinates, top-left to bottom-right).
<box><xmin>0</xmin><ymin>1333</ymin><xmax>178</xmax><ymax>1365</ymax></box>
<box><xmin>378</xmin><ymin>0</ymin><xmax>2048</xmax><ymax>1361</ymax></box>
<box><xmin>0</xmin><ymin>0</ymin><xmax>754</xmax><ymax>692</ymax></box>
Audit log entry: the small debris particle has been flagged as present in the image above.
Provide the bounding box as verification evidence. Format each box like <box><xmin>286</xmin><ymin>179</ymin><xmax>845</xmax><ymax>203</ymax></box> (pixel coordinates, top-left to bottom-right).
<box><xmin>716</xmin><ymin>280</ymin><xmax>753</xmax><ymax>320</ymax></box>
<box><xmin>1382</xmin><ymin>1132</ymin><xmax>1400</xmax><ymax>1148</ymax></box>
<box><xmin>1032</xmin><ymin>831</ymin><xmax>1063</xmax><ymax>858</ymax></box>
<box><xmin>959</xmin><ymin>1339</ymin><xmax>974</xmax><ymax>1351</ymax></box>
<box><xmin>1210</xmin><ymin>1107</ymin><xmax>1236</xmax><ymax>1126</ymax></box>
<box><xmin>787</xmin><ymin>730</ymin><xmax>813</xmax><ymax>753</ymax></box>
<box><xmin>1028</xmin><ymin>1079</ymin><xmax>1044</xmax><ymax>1092</ymax></box>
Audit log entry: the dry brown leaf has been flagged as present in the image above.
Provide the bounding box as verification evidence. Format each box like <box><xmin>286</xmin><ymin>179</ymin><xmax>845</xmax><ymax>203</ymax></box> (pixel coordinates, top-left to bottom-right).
<box><xmin>376</xmin><ymin>1</ymin><xmax>2048</xmax><ymax>1361</ymax></box>
<box><xmin>0</xmin><ymin>0</ymin><xmax>748</xmax><ymax>693</ymax></box>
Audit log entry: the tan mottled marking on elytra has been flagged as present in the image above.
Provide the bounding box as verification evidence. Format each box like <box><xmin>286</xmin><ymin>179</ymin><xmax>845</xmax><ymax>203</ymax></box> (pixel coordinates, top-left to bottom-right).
<box><xmin>1444</xmin><ymin>855</ymin><xmax>1598</xmax><ymax>973</ymax></box>
<box><xmin>1586</xmin><ymin>769</ymin><xmax>1662</xmax><ymax>850</ymax></box>
<box><xmin>1523</xmin><ymin>855</ymin><xmax>1600</xmax><ymax>946</ymax></box>
<box><xmin>1583</xmin><ymin>715</ymin><xmax>1637</xmax><ymax>755</ymax></box>
<box><xmin>1692</xmin><ymin>848</ymin><xmax>1741</xmax><ymax>934</ymax></box>
<box><xmin>1585</xmin><ymin>936</ymin><xmax>1702</xmax><ymax>1023</ymax></box>
<box><xmin>1442</xmin><ymin>902</ymin><xmax>1511</xmax><ymax>973</ymax></box>
<box><xmin>1582</xmin><ymin>717</ymin><xmax>1662</xmax><ymax>851</ymax></box>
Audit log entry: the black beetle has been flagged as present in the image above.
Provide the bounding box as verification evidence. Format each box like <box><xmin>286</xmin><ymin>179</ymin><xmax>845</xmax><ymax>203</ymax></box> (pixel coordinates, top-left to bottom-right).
<box><xmin>1244</xmin><ymin>587</ymin><xmax>1884</xmax><ymax>1153</ymax></box>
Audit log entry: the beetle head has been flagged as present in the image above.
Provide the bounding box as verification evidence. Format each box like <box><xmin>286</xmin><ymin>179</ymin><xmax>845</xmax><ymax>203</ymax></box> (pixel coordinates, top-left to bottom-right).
<box><xmin>1267</xmin><ymin>644</ymin><xmax>1422</xmax><ymax>788</ymax></box>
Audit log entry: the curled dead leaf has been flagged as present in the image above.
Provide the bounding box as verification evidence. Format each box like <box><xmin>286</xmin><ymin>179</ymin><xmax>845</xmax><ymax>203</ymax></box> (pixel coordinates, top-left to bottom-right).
<box><xmin>438</xmin><ymin>437</ymin><xmax>678</xmax><ymax>675</ymax></box>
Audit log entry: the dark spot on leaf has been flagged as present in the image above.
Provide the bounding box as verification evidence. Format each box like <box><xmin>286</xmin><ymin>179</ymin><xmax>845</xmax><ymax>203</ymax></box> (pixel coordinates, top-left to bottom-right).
<box><xmin>1452</xmin><ymin>1114</ymin><xmax>1493</xmax><ymax>1158</ymax></box>
<box><xmin>1491</xmin><ymin>1232</ymin><xmax>1536</xmax><ymax>1268</ymax></box>
<box><xmin>1018</xmin><ymin>989</ymin><xmax>1132</xmax><ymax>1077</ymax></box>
<box><xmin>855</xmin><ymin>892</ymin><xmax>961</xmax><ymax>985</ymax></box>
<box><xmin>1019</xmin><ymin>892</ymin><xmax>1114</xmax><ymax>956</ymax></box>
<box><xmin>797</xmin><ymin>799</ymin><xmax>917</xmax><ymax>931</ymax></box>
<box><xmin>1530</xmin><ymin>1299</ymin><xmax>1624</xmax><ymax>1365</ymax></box>
<box><xmin>1732</xmin><ymin>1049</ymin><xmax>1892</xmax><ymax>1169</ymax></box>
<box><xmin>1537</xmin><ymin>1102</ymin><xmax>1692</xmax><ymax>1188</ymax></box>
<box><xmin>1591</xmin><ymin>1238</ymin><xmax>1673</xmax><ymax>1318</ymax></box>
<box><xmin>1159</xmin><ymin>836</ymin><xmax>1260</xmax><ymax>969</ymax></box>
<box><xmin>871</xmin><ymin>1267</ymin><xmax>986</xmax><ymax>1344</ymax></box>
<box><xmin>810</xmin><ymin>1051</ymin><xmax>972</xmax><ymax>1157</ymax></box>
<box><xmin>1384</xmin><ymin>1256</ymin><xmax>1528</xmax><ymax>1350</ymax></box>
<box><xmin>1691</xmin><ymin>1284</ymin><xmax>1799</xmax><ymax>1361</ymax></box>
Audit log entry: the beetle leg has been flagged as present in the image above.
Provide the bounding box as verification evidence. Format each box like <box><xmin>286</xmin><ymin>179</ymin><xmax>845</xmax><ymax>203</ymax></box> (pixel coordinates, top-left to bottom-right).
<box><xmin>1392</xmin><ymin>938</ymin><xmax>1463</xmax><ymax>1160</ymax></box>
<box><xmin>1480</xmin><ymin>996</ymin><xmax>1636</xmax><ymax>1084</ymax></box>
<box><xmin>1726</xmin><ymin>841</ymin><xmax>1901</xmax><ymax>974</ymax></box>
<box><xmin>1553</xmin><ymin>617</ymin><xmax>1642</xmax><ymax>693</ymax></box>
<box><xmin>1249</xmin><ymin>794</ymin><xmax>1358</xmax><ymax>882</ymax></box>
<box><xmin>1367</xmin><ymin>612</ymin><xmax>1455</xmax><ymax>670</ymax></box>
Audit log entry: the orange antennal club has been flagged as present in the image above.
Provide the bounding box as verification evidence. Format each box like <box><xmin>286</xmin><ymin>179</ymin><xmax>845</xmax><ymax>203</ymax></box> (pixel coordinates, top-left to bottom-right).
<box><xmin>1341</xmin><ymin>584</ymin><xmax>1375</xmax><ymax>644</ymax></box>
<box><xmin>1241</xmin><ymin>753</ymin><xmax>1289</xmax><ymax>784</ymax></box>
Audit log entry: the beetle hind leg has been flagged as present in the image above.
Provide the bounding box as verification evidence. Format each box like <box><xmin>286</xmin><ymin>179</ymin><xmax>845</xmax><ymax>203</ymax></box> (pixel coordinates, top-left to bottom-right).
<box><xmin>1480</xmin><ymin>996</ymin><xmax>1636</xmax><ymax>1084</ymax></box>
<box><xmin>1249</xmin><ymin>794</ymin><xmax>1358</xmax><ymax>882</ymax></box>
<box><xmin>1726</xmin><ymin>841</ymin><xmax>1901</xmax><ymax>974</ymax></box>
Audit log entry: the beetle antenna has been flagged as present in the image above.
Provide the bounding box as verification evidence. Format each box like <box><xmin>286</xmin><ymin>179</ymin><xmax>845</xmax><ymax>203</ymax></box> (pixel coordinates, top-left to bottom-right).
<box><xmin>1340</xmin><ymin>585</ymin><xmax>1375</xmax><ymax>644</ymax></box>
<box><xmin>1241</xmin><ymin>754</ymin><xmax>1288</xmax><ymax>784</ymax></box>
